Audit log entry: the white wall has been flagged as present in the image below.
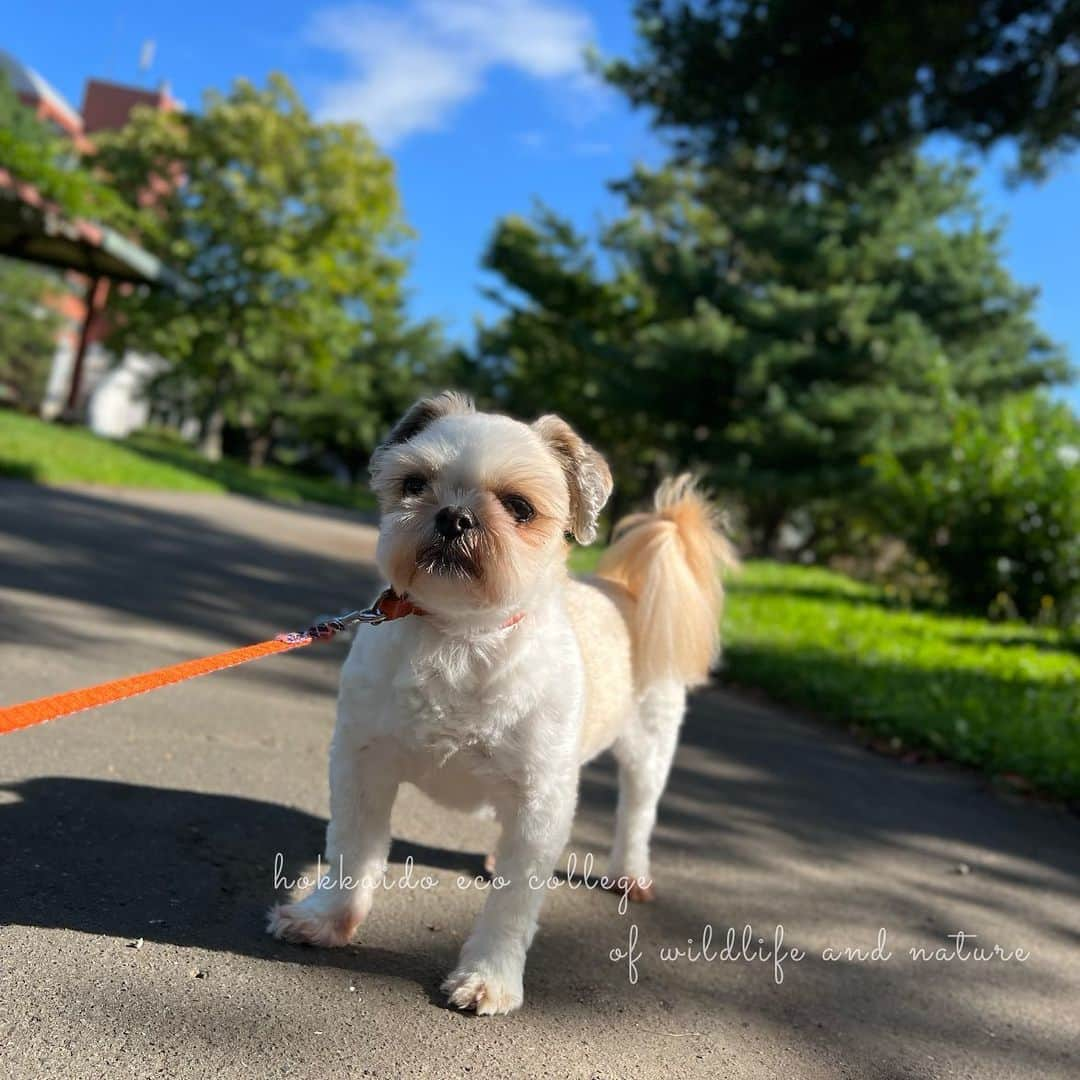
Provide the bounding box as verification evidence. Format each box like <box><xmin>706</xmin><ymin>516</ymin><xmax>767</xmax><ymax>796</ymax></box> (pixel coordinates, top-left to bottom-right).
<box><xmin>86</xmin><ymin>351</ymin><xmax>162</xmax><ymax>438</ymax></box>
<box><xmin>41</xmin><ymin>341</ymin><xmax>164</xmax><ymax>438</ymax></box>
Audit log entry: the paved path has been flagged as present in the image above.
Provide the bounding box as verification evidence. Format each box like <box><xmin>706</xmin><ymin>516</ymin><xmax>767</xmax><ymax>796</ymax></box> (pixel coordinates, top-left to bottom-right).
<box><xmin>0</xmin><ymin>481</ymin><xmax>1077</xmax><ymax>1079</ymax></box>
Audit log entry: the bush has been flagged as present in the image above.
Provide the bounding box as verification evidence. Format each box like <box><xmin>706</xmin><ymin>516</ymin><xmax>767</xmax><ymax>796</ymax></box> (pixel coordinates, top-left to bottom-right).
<box><xmin>874</xmin><ymin>395</ymin><xmax>1079</xmax><ymax>628</ymax></box>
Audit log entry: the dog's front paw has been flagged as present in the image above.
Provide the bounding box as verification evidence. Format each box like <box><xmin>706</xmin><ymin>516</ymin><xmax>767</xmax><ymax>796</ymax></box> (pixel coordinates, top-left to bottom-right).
<box><xmin>441</xmin><ymin>964</ymin><xmax>524</xmax><ymax>1016</ymax></box>
<box><xmin>266</xmin><ymin>899</ymin><xmax>361</xmax><ymax>947</ymax></box>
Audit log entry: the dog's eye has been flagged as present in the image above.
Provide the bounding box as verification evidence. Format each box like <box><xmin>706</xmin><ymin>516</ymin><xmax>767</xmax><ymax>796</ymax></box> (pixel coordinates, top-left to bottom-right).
<box><xmin>402</xmin><ymin>474</ymin><xmax>427</xmax><ymax>497</ymax></box>
<box><xmin>501</xmin><ymin>494</ymin><xmax>535</xmax><ymax>524</ymax></box>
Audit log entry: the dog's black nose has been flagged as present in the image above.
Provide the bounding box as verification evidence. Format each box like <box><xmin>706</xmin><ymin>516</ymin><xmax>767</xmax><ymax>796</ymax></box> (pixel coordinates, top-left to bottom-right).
<box><xmin>434</xmin><ymin>505</ymin><xmax>476</xmax><ymax>540</ymax></box>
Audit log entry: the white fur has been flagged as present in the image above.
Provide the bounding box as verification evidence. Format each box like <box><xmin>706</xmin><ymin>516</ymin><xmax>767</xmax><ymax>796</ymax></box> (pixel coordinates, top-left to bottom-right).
<box><xmin>267</xmin><ymin>401</ymin><xmax>728</xmax><ymax>1015</ymax></box>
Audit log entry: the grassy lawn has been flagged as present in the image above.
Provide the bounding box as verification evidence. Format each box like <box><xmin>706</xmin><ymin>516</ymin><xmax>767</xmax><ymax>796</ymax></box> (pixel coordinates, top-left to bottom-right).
<box><xmin>0</xmin><ymin>410</ymin><xmax>374</xmax><ymax>512</ymax></box>
<box><xmin>572</xmin><ymin>549</ymin><xmax>1079</xmax><ymax>800</ymax></box>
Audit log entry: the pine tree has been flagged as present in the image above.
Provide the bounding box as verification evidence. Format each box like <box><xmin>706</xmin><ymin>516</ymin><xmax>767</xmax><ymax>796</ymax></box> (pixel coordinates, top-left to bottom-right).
<box><xmin>605</xmin><ymin>0</ymin><xmax>1080</xmax><ymax>183</ymax></box>
<box><xmin>471</xmin><ymin>157</ymin><xmax>1067</xmax><ymax>547</ymax></box>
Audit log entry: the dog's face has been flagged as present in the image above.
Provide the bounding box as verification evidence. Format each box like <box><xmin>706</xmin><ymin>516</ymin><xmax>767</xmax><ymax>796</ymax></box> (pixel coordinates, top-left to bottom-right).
<box><xmin>369</xmin><ymin>392</ymin><xmax>612</xmax><ymax>614</ymax></box>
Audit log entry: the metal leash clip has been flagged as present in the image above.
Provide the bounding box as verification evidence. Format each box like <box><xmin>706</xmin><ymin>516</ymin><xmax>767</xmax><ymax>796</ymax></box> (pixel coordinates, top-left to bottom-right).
<box><xmin>305</xmin><ymin>603</ymin><xmax>386</xmax><ymax>639</ymax></box>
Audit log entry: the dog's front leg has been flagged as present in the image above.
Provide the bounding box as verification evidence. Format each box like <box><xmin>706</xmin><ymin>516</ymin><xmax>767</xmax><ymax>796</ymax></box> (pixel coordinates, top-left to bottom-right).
<box><xmin>268</xmin><ymin>734</ymin><xmax>399</xmax><ymax>947</ymax></box>
<box><xmin>442</xmin><ymin>779</ymin><xmax>576</xmax><ymax>1015</ymax></box>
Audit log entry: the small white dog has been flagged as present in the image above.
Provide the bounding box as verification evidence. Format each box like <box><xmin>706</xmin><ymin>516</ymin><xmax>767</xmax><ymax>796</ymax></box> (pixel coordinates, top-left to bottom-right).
<box><xmin>268</xmin><ymin>391</ymin><xmax>736</xmax><ymax>1014</ymax></box>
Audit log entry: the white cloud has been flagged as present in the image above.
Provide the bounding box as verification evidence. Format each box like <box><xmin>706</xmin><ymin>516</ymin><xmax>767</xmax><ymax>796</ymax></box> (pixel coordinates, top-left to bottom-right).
<box><xmin>307</xmin><ymin>0</ymin><xmax>598</xmax><ymax>146</ymax></box>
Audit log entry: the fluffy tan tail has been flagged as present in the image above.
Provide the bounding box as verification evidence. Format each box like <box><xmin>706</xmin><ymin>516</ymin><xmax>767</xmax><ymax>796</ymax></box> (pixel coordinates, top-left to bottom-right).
<box><xmin>595</xmin><ymin>475</ymin><xmax>738</xmax><ymax>690</ymax></box>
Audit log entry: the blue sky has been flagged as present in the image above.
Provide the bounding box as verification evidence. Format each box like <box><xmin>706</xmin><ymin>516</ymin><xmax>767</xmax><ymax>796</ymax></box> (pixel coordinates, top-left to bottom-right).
<box><xmin>7</xmin><ymin>1</ymin><xmax>1078</xmax><ymax>406</ymax></box>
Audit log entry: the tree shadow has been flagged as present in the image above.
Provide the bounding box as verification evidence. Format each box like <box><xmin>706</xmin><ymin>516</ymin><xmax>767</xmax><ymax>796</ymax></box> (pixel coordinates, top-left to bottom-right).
<box><xmin>2</xmin><ymin>480</ymin><xmax>1079</xmax><ymax>1070</ymax></box>
<box><xmin>944</xmin><ymin>631</ymin><xmax>1079</xmax><ymax>658</ymax></box>
<box><xmin>728</xmin><ymin>580</ymin><xmax>904</xmax><ymax>611</ymax></box>
<box><xmin>0</xmin><ymin>458</ymin><xmax>40</xmax><ymax>483</ymax></box>
<box><xmin>0</xmin><ymin>480</ymin><xmax>380</xmax><ymax>650</ymax></box>
<box><xmin>0</xmin><ymin>775</ymin><xmax>486</xmax><ymax>996</ymax></box>
<box><xmin>719</xmin><ymin>642</ymin><xmax>1078</xmax><ymax>799</ymax></box>
<box><xmin>609</xmin><ymin>683</ymin><xmax>1080</xmax><ymax>905</ymax></box>
<box><xmin>569</xmin><ymin>685</ymin><xmax>1080</xmax><ymax>1072</ymax></box>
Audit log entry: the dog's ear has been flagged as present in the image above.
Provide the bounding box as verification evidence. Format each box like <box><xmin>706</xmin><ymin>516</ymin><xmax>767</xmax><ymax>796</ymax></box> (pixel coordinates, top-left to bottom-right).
<box><xmin>532</xmin><ymin>415</ymin><xmax>613</xmax><ymax>545</ymax></box>
<box><xmin>370</xmin><ymin>391</ymin><xmax>475</xmax><ymax>476</ymax></box>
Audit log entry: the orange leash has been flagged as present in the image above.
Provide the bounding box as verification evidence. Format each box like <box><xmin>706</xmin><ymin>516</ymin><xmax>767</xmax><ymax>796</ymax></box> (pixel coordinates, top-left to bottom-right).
<box><xmin>0</xmin><ymin>588</ymin><xmax>421</xmax><ymax>737</ymax></box>
<box><xmin>0</xmin><ymin>635</ymin><xmax>312</xmax><ymax>736</ymax></box>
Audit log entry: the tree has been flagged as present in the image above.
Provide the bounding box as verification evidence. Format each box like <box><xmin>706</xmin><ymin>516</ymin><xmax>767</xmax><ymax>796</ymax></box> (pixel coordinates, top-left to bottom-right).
<box><xmin>289</xmin><ymin>309</ymin><xmax>447</xmax><ymax>482</ymax></box>
<box><xmin>605</xmin><ymin>0</ymin><xmax>1080</xmax><ymax>183</ymax></box>
<box><xmin>0</xmin><ymin>257</ymin><xmax>64</xmax><ymax>411</ymax></box>
<box><xmin>469</xmin><ymin>157</ymin><xmax>1068</xmax><ymax>548</ymax></box>
<box><xmin>466</xmin><ymin>206</ymin><xmax>663</xmax><ymax>523</ymax></box>
<box><xmin>93</xmin><ymin>74</ymin><xmax>429</xmax><ymax>464</ymax></box>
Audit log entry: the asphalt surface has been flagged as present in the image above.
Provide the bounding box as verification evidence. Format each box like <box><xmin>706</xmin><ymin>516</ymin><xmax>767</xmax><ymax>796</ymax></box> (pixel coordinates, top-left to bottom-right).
<box><xmin>0</xmin><ymin>480</ymin><xmax>1077</xmax><ymax>1080</ymax></box>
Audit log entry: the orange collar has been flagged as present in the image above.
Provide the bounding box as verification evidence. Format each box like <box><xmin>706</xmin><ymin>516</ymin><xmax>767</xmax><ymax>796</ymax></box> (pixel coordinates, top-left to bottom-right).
<box><xmin>376</xmin><ymin>588</ymin><xmax>525</xmax><ymax>631</ymax></box>
<box><xmin>375</xmin><ymin>588</ymin><xmax>425</xmax><ymax>621</ymax></box>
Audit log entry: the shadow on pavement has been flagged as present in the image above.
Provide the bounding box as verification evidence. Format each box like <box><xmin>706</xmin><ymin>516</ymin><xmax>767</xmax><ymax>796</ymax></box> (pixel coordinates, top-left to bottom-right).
<box><xmin>0</xmin><ymin>775</ymin><xmax>489</xmax><ymax>992</ymax></box>
<box><xmin>0</xmin><ymin>481</ymin><xmax>379</xmax><ymax>649</ymax></box>
<box><xmin>589</xmin><ymin>686</ymin><xmax>1080</xmax><ymax>908</ymax></box>
<box><xmin>2</xmin><ymin>483</ymin><xmax>1078</xmax><ymax>1073</ymax></box>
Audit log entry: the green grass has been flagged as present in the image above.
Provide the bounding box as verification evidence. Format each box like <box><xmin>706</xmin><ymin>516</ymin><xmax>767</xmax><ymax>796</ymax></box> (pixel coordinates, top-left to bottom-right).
<box><xmin>572</xmin><ymin>548</ymin><xmax>1079</xmax><ymax>799</ymax></box>
<box><xmin>0</xmin><ymin>410</ymin><xmax>374</xmax><ymax>512</ymax></box>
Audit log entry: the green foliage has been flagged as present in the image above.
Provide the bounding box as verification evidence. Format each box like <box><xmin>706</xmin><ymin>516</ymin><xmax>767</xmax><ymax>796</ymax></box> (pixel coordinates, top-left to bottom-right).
<box><xmin>288</xmin><ymin>309</ymin><xmax>447</xmax><ymax>480</ymax></box>
<box><xmin>470</xmin><ymin>158</ymin><xmax>1066</xmax><ymax>544</ymax></box>
<box><xmin>873</xmin><ymin>394</ymin><xmax>1080</xmax><ymax>626</ymax></box>
<box><xmin>606</xmin><ymin>0</ymin><xmax>1080</xmax><ymax>182</ymax></box>
<box><xmin>0</xmin><ymin>71</ymin><xmax>135</xmax><ymax>227</ymax></box>
<box><xmin>466</xmin><ymin>205</ymin><xmax>662</xmax><ymax>516</ymax></box>
<box><xmin>0</xmin><ymin>257</ymin><xmax>64</xmax><ymax>410</ymax></box>
<box><xmin>0</xmin><ymin>409</ymin><xmax>374</xmax><ymax>510</ymax></box>
<box><xmin>93</xmin><ymin>74</ymin><xmax>440</xmax><ymax>466</ymax></box>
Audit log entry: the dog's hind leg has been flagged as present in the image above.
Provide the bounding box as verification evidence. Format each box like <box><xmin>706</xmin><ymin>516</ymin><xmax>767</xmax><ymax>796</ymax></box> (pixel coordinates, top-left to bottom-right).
<box><xmin>608</xmin><ymin>680</ymin><xmax>686</xmax><ymax>902</ymax></box>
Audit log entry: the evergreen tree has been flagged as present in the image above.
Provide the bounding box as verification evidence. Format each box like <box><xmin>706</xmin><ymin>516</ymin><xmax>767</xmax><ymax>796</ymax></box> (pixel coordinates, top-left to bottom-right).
<box><xmin>471</xmin><ymin>158</ymin><xmax>1067</xmax><ymax>547</ymax></box>
<box><xmin>605</xmin><ymin>0</ymin><xmax>1080</xmax><ymax>183</ymax></box>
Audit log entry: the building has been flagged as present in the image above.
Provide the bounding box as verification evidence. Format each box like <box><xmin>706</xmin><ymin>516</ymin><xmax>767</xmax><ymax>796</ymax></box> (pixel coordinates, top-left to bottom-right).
<box><xmin>82</xmin><ymin>77</ymin><xmax>176</xmax><ymax>135</ymax></box>
<box><xmin>0</xmin><ymin>50</ymin><xmax>178</xmax><ymax>435</ymax></box>
<box><xmin>0</xmin><ymin>48</ymin><xmax>87</xmax><ymax>145</ymax></box>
